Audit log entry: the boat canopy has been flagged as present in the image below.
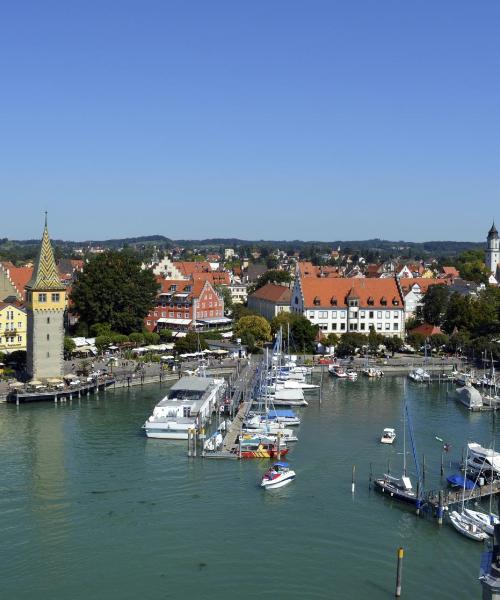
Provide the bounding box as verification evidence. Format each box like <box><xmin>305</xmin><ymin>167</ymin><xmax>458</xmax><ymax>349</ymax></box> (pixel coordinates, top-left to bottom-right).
<box><xmin>274</xmin><ymin>462</ymin><xmax>289</xmax><ymax>468</ymax></box>
<box><xmin>268</xmin><ymin>409</ymin><xmax>296</xmax><ymax>418</ymax></box>
<box><xmin>447</xmin><ymin>474</ymin><xmax>475</xmax><ymax>490</ymax></box>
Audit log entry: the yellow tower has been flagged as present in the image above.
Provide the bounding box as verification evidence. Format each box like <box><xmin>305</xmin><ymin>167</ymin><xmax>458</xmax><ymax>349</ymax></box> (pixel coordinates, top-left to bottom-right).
<box><xmin>25</xmin><ymin>215</ymin><xmax>66</xmax><ymax>380</ymax></box>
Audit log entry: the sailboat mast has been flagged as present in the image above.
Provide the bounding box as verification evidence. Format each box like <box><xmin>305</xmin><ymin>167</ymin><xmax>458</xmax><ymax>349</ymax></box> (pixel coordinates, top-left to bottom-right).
<box><xmin>461</xmin><ymin>446</ymin><xmax>468</xmax><ymax>513</ymax></box>
<box><xmin>403</xmin><ymin>400</ymin><xmax>407</xmax><ymax>476</ymax></box>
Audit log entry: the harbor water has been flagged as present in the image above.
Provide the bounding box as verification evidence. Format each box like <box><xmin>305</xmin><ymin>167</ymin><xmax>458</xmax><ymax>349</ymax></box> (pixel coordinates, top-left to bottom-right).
<box><xmin>1</xmin><ymin>375</ymin><xmax>497</xmax><ymax>599</ymax></box>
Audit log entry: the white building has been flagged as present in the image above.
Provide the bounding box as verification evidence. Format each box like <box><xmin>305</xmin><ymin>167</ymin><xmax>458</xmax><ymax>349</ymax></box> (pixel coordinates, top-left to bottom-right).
<box><xmin>291</xmin><ymin>271</ymin><xmax>405</xmax><ymax>337</ymax></box>
<box><xmin>485</xmin><ymin>222</ymin><xmax>500</xmax><ymax>282</ymax></box>
<box><xmin>228</xmin><ymin>283</ymin><xmax>248</xmax><ymax>304</ymax></box>
<box><xmin>247</xmin><ymin>283</ymin><xmax>291</xmax><ymax>321</ymax></box>
<box><xmin>398</xmin><ymin>278</ymin><xmax>447</xmax><ymax>320</ymax></box>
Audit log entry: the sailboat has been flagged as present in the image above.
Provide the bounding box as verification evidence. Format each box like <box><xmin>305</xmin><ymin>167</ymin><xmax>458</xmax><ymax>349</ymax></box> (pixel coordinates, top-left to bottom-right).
<box><xmin>374</xmin><ymin>401</ymin><xmax>419</xmax><ymax>504</ymax></box>
<box><xmin>449</xmin><ymin>446</ymin><xmax>489</xmax><ymax>541</ymax></box>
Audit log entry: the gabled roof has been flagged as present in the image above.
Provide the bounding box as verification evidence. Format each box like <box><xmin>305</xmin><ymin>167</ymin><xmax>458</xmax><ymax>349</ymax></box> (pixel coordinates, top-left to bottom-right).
<box><xmin>2</xmin><ymin>264</ymin><xmax>34</xmax><ymax>298</ymax></box>
<box><xmin>174</xmin><ymin>261</ymin><xmax>212</xmax><ymax>276</ymax></box>
<box><xmin>298</xmin><ymin>261</ymin><xmax>340</xmax><ymax>278</ymax></box>
<box><xmin>299</xmin><ymin>277</ymin><xmax>404</xmax><ymax>309</ymax></box>
<box><xmin>0</xmin><ymin>299</ymin><xmax>26</xmax><ymax>312</ymax></box>
<box><xmin>191</xmin><ymin>271</ymin><xmax>230</xmax><ymax>286</ymax></box>
<box><xmin>156</xmin><ymin>278</ymin><xmax>216</xmax><ymax>301</ymax></box>
<box><xmin>399</xmin><ymin>278</ymin><xmax>447</xmax><ymax>295</ymax></box>
<box><xmin>410</xmin><ymin>323</ymin><xmax>443</xmax><ymax>336</ymax></box>
<box><xmin>441</xmin><ymin>266</ymin><xmax>460</xmax><ymax>278</ymax></box>
<box><xmin>250</xmin><ymin>283</ymin><xmax>292</xmax><ymax>304</ymax></box>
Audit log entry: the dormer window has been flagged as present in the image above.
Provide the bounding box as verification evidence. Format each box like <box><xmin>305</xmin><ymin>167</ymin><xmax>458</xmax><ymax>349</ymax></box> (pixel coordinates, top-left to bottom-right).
<box><xmin>380</xmin><ymin>297</ymin><xmax>387</xmax><ymax>306</ymax></box>
<box><xmin>185</xmin><ymin>285</ymin><xmax>192</xmax><ymax>292</ymax></box>
<box><xmin>367</xmin><ymin>296</ymin><xmax>374</xmax><ymax>306</ymax></box>
<box><xmin>313</xmin><ymin>296</ymin><xmax>321</xmax><ymax>306</ymax></box>
<box><xmin>349</xmin><ymin>299</ymin><xmax>359</xmax><ymax>307</ymax></box>
<box><xmin>392</xmin><ymin>297</ymin><xmax>399</xmax><ymax>306</ymax></box>
<box><xmin>330</xmin><ymin>296</ymin><xmax>337</xmax><ymax>306</ymax></box>
<box><xmin>170</xmin><ymin>285</ymin><xmax>177</xmax><ymax>292</ymax></box>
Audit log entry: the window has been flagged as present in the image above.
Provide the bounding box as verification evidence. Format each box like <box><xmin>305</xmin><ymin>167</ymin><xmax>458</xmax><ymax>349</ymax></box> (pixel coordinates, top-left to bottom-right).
<box><xmin>332</xmin><ymin>323</ymin><xmax>337</xmax><ymax>330</ymax></box>
<box><xmin>18</xmin><ymin>336</ymin><xmax>22</xmax><ymax>342</ymax></box>
<box><xmin>385</xmin><ymin>323</ymin><xmax>390</xmax><ymax>330</ymax></box>
<box><xmin>377</xmin><ymin>311</ymin><xmax>382</xmax><ymax>319</ymax></box>
<box><xmin>349</xmin><ymin>323</ymin><xmax>357</xmax><ymax>331</ymax></box>
<box><xmin>162</xmin><ymin>312</ymin><xmax>166</xmax><ymax>317</ymax></box>
<box><xmin>340</xmin><ymin>311</ymin><xmax>346</xmax><ymax>318</ymax></box>
<box><xmin>349</xmin><ymin>311</ymin><xmax>356</xmax><ymax>319</ymax></box>
<box><xmin>46</xmin><ymin>317</ymin><xmax>50</xmax><ymax>324</ymax></box>
<box><xmin>319</xmin><ymin>323</ymin><xmax>328</xmax><ymax>331</ymax></box>
<box><xmin>360</xmin><ymin>323</ymin><xmax>365</xmax><ymax>331</ymax></box>
<box><xmin>294</xmin><ymin>296</ymin><xmax>298</xmax><ymax>305</ymax></box>
<box><xmin>369</xmin><ymin>311</ymin><xmax>374</xmax><ymax>319</ymax></box>
<box><xmin>185</xmin><ymin>313</ymin><xmax>189</xmax><ymax>318</ymax></box>
<box><xmin>393</xmin><ymin>323</ymin><xmax>399</xmax><ymax>330</ymax></box>
<box><xmin>47</xmin><ymin>334</ymin><xmax>50</xmax><ymax>341</ymax></box>
<box><xmin>331</xmin><ymin>310</ymin><xmax>337</xmax><ymax>318</ymax></box>
<box><xmin>46</xmin><ymin>352</ymin><xmax>50</xmax><ymax>358</ymax></box>
<box><xmin>308</xmin><ymin>311</ymin><xmax>315</xmax><ymax>318</ymax></box>
<box><xmin>18</xmin><ymin>322</ymin><xmax>22</xmax><ymax>328</ymax></box>
<box><xmin>154</xmin><ymin>312</ymin><xmax>158</xmax><ymax>317</ymax></box>
<box><xmin>51</xmin><ymin>293</ymin><xmax>60</xmax><ymax>302</ymax></box>
<box><xmin>183</xmin><ymin>406</ymin><xmax>191</xmax><ymax>417</ymax></box>
<box><xmin>39</xmin><ymin>293</ymin><xmax>47</xmax><ymax>303</ymax></box>
<box><xmin>377</xmin><ymin>323</ymin><xmax>382</xmax><ymax>331</ymax></box>
<box><xmin>349</xmin><ymin>299</ymin><xmax>358</xmax><ymax>307</ymax></box>
<box><xmin>393</xmin><ymin>311</ymin><xmax>399</xmax><ymax>319</ymax></box>
<box><xmin>169</xmin><ymin>312</ymin><xmax>174</xmax><ymax>317</ymax></box>
<box><xmin>319</xmin><ymin>311</ymin><xmax>328</xmax><ymax>318</ymax></box>
<box><xmin>385</xmin><ymin>311</ymin><xmax>390</xmax><ymax>318</ymax></box>
<box><xmin>147</xmin><ymin>321</ymin><xmax>151</xmax><ymax>326</ymax></box>
<box><xmin>360</xmin><ymin>311</ymin><xmax>365</xmax><ymax>318</ymax></box>
<box><xmin>340</xmin><ymin>323</ymin><xmax>346</xmax><ymax>330</ymax></box>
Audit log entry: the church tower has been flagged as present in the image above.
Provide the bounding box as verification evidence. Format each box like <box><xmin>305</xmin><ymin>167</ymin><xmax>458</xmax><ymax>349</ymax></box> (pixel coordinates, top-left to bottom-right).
<box><xmin>486</xmin><ymin>222</ymin><xmax>500</xmax><ymax>275</ymax></box>
<box><xmin>25</xmin><ymin>216</ymin><xmax>66</xmax><ymax>380</ymax></box>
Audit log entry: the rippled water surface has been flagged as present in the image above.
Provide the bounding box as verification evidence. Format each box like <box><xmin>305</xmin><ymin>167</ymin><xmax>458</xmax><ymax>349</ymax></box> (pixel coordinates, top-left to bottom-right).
<box><xmin>1</xmin><ymin>376</ymin><xmax>497</xmax><ymax>599</ymax></box>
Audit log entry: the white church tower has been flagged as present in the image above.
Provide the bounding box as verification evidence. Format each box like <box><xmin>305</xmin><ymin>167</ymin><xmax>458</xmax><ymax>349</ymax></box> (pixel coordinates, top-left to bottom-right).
<box><xmin>486</xmin><ymin>222</ymin><xmax>500</xmax><ymax>277</ymax></box>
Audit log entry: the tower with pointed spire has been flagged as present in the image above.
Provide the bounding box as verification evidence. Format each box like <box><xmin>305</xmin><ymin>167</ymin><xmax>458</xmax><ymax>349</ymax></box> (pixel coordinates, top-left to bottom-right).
<box><xmin>486</xmin><ymin>221</ymin><xmax>500</xmax><ymax>277</ymax></box>
<box><xmin>25</xmin><ymin>215</ymin><xmax>66</xmax><ymax>380</ymax></box>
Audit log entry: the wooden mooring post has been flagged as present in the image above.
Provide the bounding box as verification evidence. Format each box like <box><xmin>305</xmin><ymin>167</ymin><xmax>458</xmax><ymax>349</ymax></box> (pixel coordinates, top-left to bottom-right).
<box><xmin>395</xmin><ymin>547</ymin><xmax>404</xmax><ymax>597</ymax></box>
<box><xmin>352</xmin><ymin>465</ymin><xmax>356</xmax><ymax>494</ymax></box>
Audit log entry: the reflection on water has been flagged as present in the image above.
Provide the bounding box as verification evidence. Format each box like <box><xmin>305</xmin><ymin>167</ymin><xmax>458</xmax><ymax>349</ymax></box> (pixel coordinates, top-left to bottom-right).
<box><xmin>0</xmin><ymin>377</ymin><xmax>495</xmax><ymax>599</ymax></box>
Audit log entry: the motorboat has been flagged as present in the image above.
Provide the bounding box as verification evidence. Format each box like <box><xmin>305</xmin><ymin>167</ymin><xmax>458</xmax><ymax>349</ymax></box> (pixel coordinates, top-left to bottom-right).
<box><xmin>346</xmin><ymin>369</ymin><xmax>358</xmax><ymax>381</ymax></box>
<box><xmin>203</xmin><ymin>431</ymin><xmax>224</xmax><ymax>452</ymax></box>
<box><xmin>408</xmin><ymin>368</ymin><xmax>430</xmax><ymax>383</ymax></box>
<box><xmin>363</xmin><ymin>367</ymin><xmax>384</xmax><ymax>378</ymax></box>
<box><xmin>241</xmin><ymin>427</ymin><xmax>298</xmax><ymax>443</ymax></box>
<box><xmin>246</xmin><ymin>410</ymin><xmax>301</xmax><ymax>428</ymax></box>
<box><xmin>373</xmin><ymin>474</ymin><xmax>417</xmax><ymax>504</ymax></box>
<box><xmin>463</xmin><ymin>508</ymin><xmax>500</xmax><ymax>536</ymax></box>
<box><xmin>380</xmin><ymin>428</ymin><xmax>396</xmax><ymax>444</ymax></box>
<box><xmin>328</xmin><ymin>366</ymin><xmax>348</xmax><ymax>378</ymax></box>
<box><xmin>260</xmin><ymin>462</ymin><xmax>296</xmax><ymax>489</ymax></box>
<box><xmin>258</xmin><ymin>387</ymin><xmax>308</xmax><ymax>407</ymax></box>
<box><xmin>467</xmin><ymin>442</ymin><xmax>500</xmax><ymax>476</ymax></box>
<box><xmin>454</xmin><ymin>385</ymin><xmax>483</xmax><ymax>411</ymax></box>
<box><xmin>449</xmin><ymin>511</ymin><xmax>489</xmax><ymax>541</ymax></box>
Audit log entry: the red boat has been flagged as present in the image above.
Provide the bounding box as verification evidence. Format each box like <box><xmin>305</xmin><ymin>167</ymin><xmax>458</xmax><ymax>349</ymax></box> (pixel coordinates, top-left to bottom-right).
<box><xmin>232</xmin><ymin>440</ymin><xmax>289</xmax><ymax>459</ymax></box>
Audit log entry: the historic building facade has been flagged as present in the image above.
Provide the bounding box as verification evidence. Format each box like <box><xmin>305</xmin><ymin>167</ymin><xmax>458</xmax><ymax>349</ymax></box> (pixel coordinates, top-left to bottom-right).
<box><xmin>485</xmin><ymin>222</ymin><xmax>500</xmax><ymax>282</ymax></box>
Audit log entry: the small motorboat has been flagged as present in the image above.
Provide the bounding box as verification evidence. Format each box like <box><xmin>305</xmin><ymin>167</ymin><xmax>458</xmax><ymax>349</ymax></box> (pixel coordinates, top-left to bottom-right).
<box><xmin>328</xmin><ymin>366</ymin><xmax>348</xmax><ymax>378</ymax></box>
<box><xmin>363</xmin><ymin>367</ymin><xmax>384</xmax><ymax>378</ymax></box>
<box><xmin>449</xmin><ymin>511</ymin><xmax>489</xmax><ymax>541</ymax></box>
<box><xmin>380</xmin><ymin>428</ymin><xmax>396</xmax><ymax>444</ymax></box>
<box><xmin>346</xmin><ymin>369</ymin><xmax>358</xmax><ymax>381</ymax></box>
<box><xmin>463</xmin><ymin>508</ymin><xmax>500</xmax><ymax>536</ymax></box>
<box><xmin>260</xmin><ymin>462</ymin><xmax>296</xmax><ymax>489</ymax></box>
<box><xmin>408</xmin><ymin>368</ymin><xmax>430</xmax><ymax>383</ymax></box>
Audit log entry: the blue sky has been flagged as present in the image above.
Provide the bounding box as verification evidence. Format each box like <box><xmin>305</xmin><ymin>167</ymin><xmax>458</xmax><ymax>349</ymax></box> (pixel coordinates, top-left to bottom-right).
<box><xmin>1</xmin><ymin>1</ymin><xmax>499</xmax><ymax>242</ymax></box>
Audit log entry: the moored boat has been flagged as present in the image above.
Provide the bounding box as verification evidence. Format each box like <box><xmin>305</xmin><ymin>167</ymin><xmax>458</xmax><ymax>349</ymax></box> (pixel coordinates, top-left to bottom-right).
<box><xmin>463</xmin><ymin>508</ymin><xmax>500</xmax><ymax>536</ymax></box>
<box><xmin>449</xmin><ymin>510</ymin><xmax>489</xmax><ymax>541</ymax></box>
<box><xmin>373</xmin><ymin>474</ymin><xmax>417</xmax><ymax>504</ymax></box>
<box><xmin>380</xmin><ymin>428</ymin><xmax>396</xmax><ymax>444</ymax></box>
<box><xmin>328</xmin><ymin>366</ymin><xmax>348</xmax><ymax>378</ymax></box>
<box><xmin>408</xmin><ymin>368</ymin><xmax>430</xmax><ymax>383</ymax></box>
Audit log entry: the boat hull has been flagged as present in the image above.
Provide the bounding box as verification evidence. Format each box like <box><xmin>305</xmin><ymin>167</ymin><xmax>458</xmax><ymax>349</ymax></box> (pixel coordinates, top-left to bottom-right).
<box><xmin>373</xmin><ymin>479</ymin><xmax>417</xmax><ymax>504</ymax></box>
<box><xmin>261</xmin><ymin>473</ymin><xmax>296</xmax><ymax>489</ymax></box>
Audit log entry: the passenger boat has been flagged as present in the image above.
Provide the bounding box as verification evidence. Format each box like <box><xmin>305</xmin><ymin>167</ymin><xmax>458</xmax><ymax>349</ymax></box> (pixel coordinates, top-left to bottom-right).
<box><xmin>260</xmin><ymin>462</ymin><xmax>296</xmax><ymax>489</ymax></box>
<box><xmin>380</xmin><ymin>428</ymin><xmax>396</xmax><ymax>444</ymax></box>
<box><xmin>408</xmin><ymin>368</ymin><xmax>430</xmax><ymax>383</ymax></box>
<box><xmin>449</xmin><ymin>511</ymin><xmax>489</xmax><ymax>541</ymax></box>
<box><xmin>467</xmin><ymin>442</ymin><xmax>500</xmax><ymax>476</ymax></box>
<box><xmin>143</xmin><ymin>376</ymin><xmax>226</xmax><ymax>439</ymax></box>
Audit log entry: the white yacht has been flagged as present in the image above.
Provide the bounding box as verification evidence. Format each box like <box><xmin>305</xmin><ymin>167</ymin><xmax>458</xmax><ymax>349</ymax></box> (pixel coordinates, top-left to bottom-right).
<box><xmin>408</xmin><ymin>368</ymin><xmax>430</xmax><ymax>383</ymax></box>
<box><xmin>143</xmin><ymin>376</ymin><xmax>226</xmax><ymax>439</ymax></box>
<box><xmin>467</xmin><ymin>442</ymin><xmax>500</xmax><ymax>476</ymax></box>
<box><xmin>380</xmin><ymin>428</ymin><xmax>396</xmax><ymax>444</ymax></box>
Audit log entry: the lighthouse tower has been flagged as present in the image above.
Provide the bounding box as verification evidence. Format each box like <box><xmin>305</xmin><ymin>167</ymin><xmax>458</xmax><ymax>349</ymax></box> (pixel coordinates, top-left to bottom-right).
<box><xmin>486</xmin><ymin>222</ymin><xmax>500</xmax><ymax>276</ymax></box>
<box><xmin>25</xmin><ymin>216</ymin><xmax>66</xmax><ymax>380</ymax></box>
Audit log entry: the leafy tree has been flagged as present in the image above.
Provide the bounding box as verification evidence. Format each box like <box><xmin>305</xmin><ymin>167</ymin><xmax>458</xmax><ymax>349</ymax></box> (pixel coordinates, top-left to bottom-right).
<box><xmin>385</xmin><ymin>336</ymin><xmax>403</xmax><ymax>354</ymax></box>
<box><xmin>234</xmin><ymin>315</ymin><xmax>272</xmax><ymax>346</ymax></box>
<box><xmin>323</xmin><ymin>332</ymin><xmax>339</xmax><ymax>347</ymax></box>
<box><xmin>71</xmin><ymin>250</ymin><xmax>159</xmax><ymax>334</ymax></box>
<box><xmin>407</xmin><ymin>332</ymin><xmax>426</xmax><ymax>350</ymax></box>
<box><xmin>336</xmin><ymin>333</ymin><xmax>367</xmax><ymax>357</ymax></box>
<box><xmin>159</xmin><ymin>329</ymin><xmax>173</xmax><ymax>342</ymax></box>
<box><xmin>174</xmin><ymin>332</ymin><xmax>208</xmax><ymax>354</ymax></box>
<box><xmin>144</xmin><ymin>332</ymin><xmax>160</xmax><ymax>345</ymax></box>
<box><xmin>95</xmin><ymin>335</ymin><xmax>112</xmax><ymax>353</ymax></box>
<box><xmin>129</xmin><ymin>332</ymin><xmax>145</xmax><ymax>346</ymax></box>
<box><xmin>442</xmin><ymin>293</ymin><xmax>476</xmax><ymax>334</ymax></box>
<box><xmin>64</xmin><ymin>336</ymin><xmax>76</xmax><ymax>359</ymax></box>
<box><xmin>214</xmin><ymin>285</ymin><xmax>233</xmax><ymax>312</ymax></box>
<box><xmin>232</xmin><ymin>304</ymin><xmax>257</xmax><ymax>321</ymax></box>
<box><xmin>253</xmin><ymin>270</ymin><xmax>292</xmax><ymax>292</ymax></box>
<box><xmin>90</xmin><ymin>323</ymin><xmax>112</xmax><ymax>337</ymax></box>
<box><xmin>455</xmin><ymin>250</ymin><xmax>489</xmax><ymax>284</ymax></box>
<box><xmin>427</xmin><ymin>333</ymin><xmax>449</xmax><ymax>351</ymax></box>
<box><xmin>269</xmin><ymin>312</ymin><xmax>319</xmax><ymax>353</ymax></box>
<box><xmin>422</xmin><ymin>285</ymin><xmax>451</xmax><ymax>326</ymax></box>
<box><xmin>110</xmin><ymin>333</ymin><xmax>129</xmax><ymax>345</ymax></box>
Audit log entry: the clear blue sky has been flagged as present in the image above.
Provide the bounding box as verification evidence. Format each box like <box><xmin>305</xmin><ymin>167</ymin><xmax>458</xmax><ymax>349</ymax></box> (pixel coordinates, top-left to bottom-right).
<box><xmin>1</xmin><ymin>1</ymin><xmax>498</xmax><ymax>242</ymax></box>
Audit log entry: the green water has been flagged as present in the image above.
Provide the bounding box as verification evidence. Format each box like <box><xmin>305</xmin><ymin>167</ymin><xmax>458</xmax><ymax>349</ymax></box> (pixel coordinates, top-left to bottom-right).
<box><xmin>1</xmin><ymin>377</ymin><xmax>497</xmax><ymax>599</ymax></box>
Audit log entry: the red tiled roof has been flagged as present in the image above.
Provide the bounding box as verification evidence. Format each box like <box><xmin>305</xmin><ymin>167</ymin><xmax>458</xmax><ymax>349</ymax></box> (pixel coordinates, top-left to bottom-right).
<box><xmin>410</xmin><ymin>323</ymin><xmax>443</xmax><ymax>336</ymax></box>
<box><xmin>250</xmin><ymin>283</ymin><xmax>292</xmax><ymax>303</ymax></box>
<box><xmin>0</xmin><ymin>299</ymin><xmax>26</xmax><ymax>311</ymax></box>
<box><xmin>441</xmin><ymin>266</ymin><xmax>460</xmax><ymax>278</ymax></box>
<box><xmin>174</xmin><ymin>261</ymin><xmax>212</xmax><ymax>276</ymax></box>
<box><xmin>399</xmin><ymin>278</ymin><xmax>447</xmax><ymax>295</ymax></box>
<box><xmin>298</xmin><ymin>261</ymin><xmax>341</xmax><ymax>278</ymax></box>
<box><xmin>300</xmin><ymin>277</ymin><xmax>404</xmax><ymax>309</ymax></box>
<box><xmin>4</xmin><ymin>265</ymin><xmax>34</xmax><ymax>298</ymax></box>
<box><xmin>191</xmin><ymin>271</ymin><xmax>230</xmax><ymax>286</ymax></box>
<box><xmin>156</xmin><ymin>278</ymin><xmax>214</xmax><ymax>301</ymax></box>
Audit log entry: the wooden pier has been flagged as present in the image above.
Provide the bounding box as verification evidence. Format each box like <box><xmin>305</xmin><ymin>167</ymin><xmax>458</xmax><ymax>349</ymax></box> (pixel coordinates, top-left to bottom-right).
<box><xmin>7</xmin><ymin>378</ymin><xmax>116</xmax><ymax>404</ymax></box>
<box><xmin>425</xmin><ymin>481</ymin><xmax>500</xmax><ymax>510</ymax></box>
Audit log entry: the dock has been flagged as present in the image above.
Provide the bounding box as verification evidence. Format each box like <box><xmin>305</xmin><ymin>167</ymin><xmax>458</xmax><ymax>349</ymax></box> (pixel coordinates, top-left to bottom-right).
<box><xmin>7</xmin><ymin>377</ymin><xmax>116</xmax><ymax>404</ymax></box>
<box><xmin>425</xmin><ymin>481</ymin><xmax>500</xmax><ymax>510</ymax></box>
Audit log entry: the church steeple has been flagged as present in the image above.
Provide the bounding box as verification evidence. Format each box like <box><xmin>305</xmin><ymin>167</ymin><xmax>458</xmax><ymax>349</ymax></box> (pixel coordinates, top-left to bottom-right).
<box><xmin>26</xmin><ymin>215</ymin><xmax>64</xmax><ymax>291</ymax></box>
<box><xmin>488</xmin><ymin>221</ymin><xmax>498</xmax><ymax>239</ymax></box>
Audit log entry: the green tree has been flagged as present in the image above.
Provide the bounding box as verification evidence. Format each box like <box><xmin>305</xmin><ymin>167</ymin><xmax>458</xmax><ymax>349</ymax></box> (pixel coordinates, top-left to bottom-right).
<box><xmin>422</xmin><ymin>285</ymin><xmax>451</xmax><ymax>326</ymax></box>
<box><xmin>455</xmin><ymin>250</ymin><xmax>489</xmax><ymax>284</ymax></box>
<box><xmin>63</xmin><ymin>336</ymin><xmax>76</xmax><ymax>359</ymax></box>
<box><xmin>385</xmin><ymin>336</ymin><xmax>403</xmax><ymax>354</ymax></box>
<box><xmin>159</xmin><ymin>328</ymin><xmax>173</xmax><ymax>342</ymax></box>
<box><xmin>95</xmin><ymin>335</ymin><xmax>112</xmax><ymax>353</ymax></box>
<box><xmin>144</xmin><ymin>331</ymin><xmax>161</xmax><ymax>345</ymax></box>
<box><xmin>234</xmin><ymin>315</ymin><xmax>272</xmax><ymax>346</ymax></box>
<box><xmin>443</xmin><ymin>293</ymin><xmax>476</xmax><ymax>334</ymax></box>
<box><xmin>129</xmin><ymin>332</ymin><xmax>145</xmax><ymax>346</ymax></box>
<box><xmin>214</xmin><ymin>285</ymin><xmax>233</xmax><ymax>313</ymax></box>
<box><xmin>336</xmin><ymin>333</ymin><xmax>367</xmax><ymax>358</ymax></box>
<box><xmin>253</xmin><ymin>270</ymin><xmax>292</xmax><ymax>292</ymax></box>
<box><xmin>269</xmin><ymin>312</ymin><xmax>319</xmax><ymax>353</ymax></box>
<box><xmin>71</xmin><ymin>250</ymin><xmax>159</xmax><ymax>334</ymax></box>
<box><xmin>232</xmin><ymin>304</ymin><xmax>257</xmax><ymax>321</ymax></box>
<box><xmin>174</xmin><ymin>332</ymin><xmax>208</xmax><ymax>354</ymax></box>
